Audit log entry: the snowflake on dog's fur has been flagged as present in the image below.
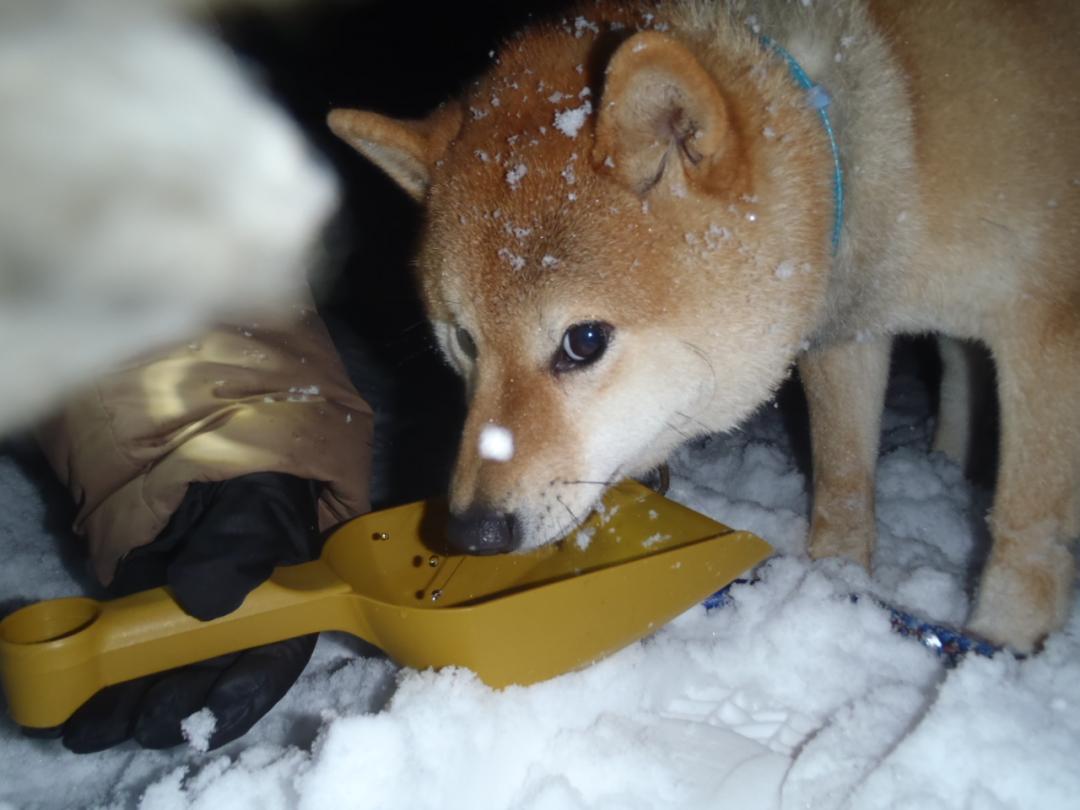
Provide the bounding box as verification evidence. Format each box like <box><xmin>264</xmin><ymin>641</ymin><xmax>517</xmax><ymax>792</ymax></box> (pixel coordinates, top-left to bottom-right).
<box><xmin>479</xmin><ymin>424</ymin><xmax>514</xmax><ymax>461</ymax></box>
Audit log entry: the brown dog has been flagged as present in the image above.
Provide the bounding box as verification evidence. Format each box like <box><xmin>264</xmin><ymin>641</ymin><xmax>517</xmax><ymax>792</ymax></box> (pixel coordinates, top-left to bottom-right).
<box><xmin>329</xmin><ymin>0</ymin><xmax>1080</xmax><ymax>652</ymax></box>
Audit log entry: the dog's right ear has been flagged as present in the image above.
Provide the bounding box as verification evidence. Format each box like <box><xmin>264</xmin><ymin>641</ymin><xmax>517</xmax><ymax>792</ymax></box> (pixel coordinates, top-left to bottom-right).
<box><xmin>327</xmin><ymin>102</ymin><xmax>463</xmax><ymax>202</ymax></box>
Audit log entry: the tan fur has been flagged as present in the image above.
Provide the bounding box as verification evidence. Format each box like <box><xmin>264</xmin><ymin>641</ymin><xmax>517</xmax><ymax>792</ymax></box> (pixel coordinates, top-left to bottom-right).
<box><xmin>330</xmin><ymin>0</ymin><xmax>1080</xmax><ymax>653</ymax></box>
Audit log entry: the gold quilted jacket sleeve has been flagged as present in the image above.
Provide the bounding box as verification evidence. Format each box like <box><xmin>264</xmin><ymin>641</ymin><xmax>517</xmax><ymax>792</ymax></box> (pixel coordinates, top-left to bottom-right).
<box><xmin>37</xmin><ymin>295</ymin><xmax>373</xmax><ymax>585</ymax></box>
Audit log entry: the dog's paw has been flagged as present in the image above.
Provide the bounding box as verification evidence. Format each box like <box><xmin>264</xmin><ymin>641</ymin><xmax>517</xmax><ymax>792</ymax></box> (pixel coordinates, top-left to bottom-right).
<box><xmin>968</xmin><ymin>541</ymin><xmax>1074</xmax><ymax>654</ymax></box>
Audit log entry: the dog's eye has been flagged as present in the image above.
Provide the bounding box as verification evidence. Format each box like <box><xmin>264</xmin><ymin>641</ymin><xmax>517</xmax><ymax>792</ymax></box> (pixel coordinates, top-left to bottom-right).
<box><xmin>554</xmin><ymin>321</ymin><xmax>612</xmax><ymax>373</ymax></box>
<box><xmin>455</xmin><ymin>327</ymin><xmax>478</xmax><ymax>360</ymax></box>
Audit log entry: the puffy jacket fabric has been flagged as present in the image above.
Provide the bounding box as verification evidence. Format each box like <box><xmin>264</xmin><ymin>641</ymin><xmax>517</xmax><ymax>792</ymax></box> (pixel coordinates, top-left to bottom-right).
<box><xmin>37</xmin><ymin>295</ymin><xmax>373</xmax><ymax>584</ymax></box>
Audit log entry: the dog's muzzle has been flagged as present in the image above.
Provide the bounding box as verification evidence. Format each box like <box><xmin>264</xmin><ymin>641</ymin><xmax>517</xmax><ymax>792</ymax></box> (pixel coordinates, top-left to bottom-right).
<box><xmin>445</xmin><ymin>506</ymin><xmax>519</xmax><ymax>555</ymax></box>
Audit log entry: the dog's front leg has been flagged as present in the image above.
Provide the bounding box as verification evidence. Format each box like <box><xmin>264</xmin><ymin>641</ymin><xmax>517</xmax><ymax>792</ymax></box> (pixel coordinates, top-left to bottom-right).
<box><xmin>799</xmin><ymin>337</ymin><xmax>892</xmax><ymax>569</ymax></box>
<box><xmin>969</xmin><ymin>324</ymin><xmax>1080</xmax><ymax>652</ymax></box>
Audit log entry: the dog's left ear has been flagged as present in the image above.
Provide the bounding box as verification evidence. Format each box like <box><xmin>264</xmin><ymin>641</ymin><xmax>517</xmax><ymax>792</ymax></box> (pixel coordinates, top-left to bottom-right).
<box><xmin>593</xmin><ymin>32</ymin><xmax>739</xmax><ymax>197</ymax></box>
<box><xmin>327</xmin><ymin>102</ymin><xmax>463</xmax><ymax>202</ymax></box>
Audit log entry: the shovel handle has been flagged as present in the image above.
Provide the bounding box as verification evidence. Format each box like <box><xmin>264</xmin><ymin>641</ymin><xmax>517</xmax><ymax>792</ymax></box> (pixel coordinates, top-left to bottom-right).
<box><xmin>0</xmin><ymin>559</ymin><xmax>356</xmax><ymax>729</ymax></box>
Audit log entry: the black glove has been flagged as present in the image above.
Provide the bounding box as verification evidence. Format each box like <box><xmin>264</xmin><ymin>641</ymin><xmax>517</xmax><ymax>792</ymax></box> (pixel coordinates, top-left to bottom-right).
<box><xmin>59</xmin><ymin>472</ymin><xmax>324</xmax><ymax>753</ymax></box>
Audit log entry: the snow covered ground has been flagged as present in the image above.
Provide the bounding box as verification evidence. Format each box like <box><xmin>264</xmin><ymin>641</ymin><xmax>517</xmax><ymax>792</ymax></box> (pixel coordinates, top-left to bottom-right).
<box><xmin>2</xmin><ymin>348</ymin><xmax>1079</xmax><ymax>809</ymax></box>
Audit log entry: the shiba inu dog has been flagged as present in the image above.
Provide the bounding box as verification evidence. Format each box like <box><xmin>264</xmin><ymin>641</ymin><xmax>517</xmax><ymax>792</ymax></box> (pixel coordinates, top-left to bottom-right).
<box><xmin>329</xmin><ymin>0</ymin><xmax>1080</xmax><ymax>652</ymax></box>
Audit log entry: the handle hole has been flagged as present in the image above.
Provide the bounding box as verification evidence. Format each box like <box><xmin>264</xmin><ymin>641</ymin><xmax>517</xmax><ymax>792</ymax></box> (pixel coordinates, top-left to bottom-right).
<box><xmin>0</xmin><ymin>598</ymin><xmax>100</xmax><ymax>646</ymax></box>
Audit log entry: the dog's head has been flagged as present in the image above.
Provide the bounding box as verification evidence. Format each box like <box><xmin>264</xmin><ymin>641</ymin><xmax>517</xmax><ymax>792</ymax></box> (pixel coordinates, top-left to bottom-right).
<box><xmin>331</xmin><ymin>15</ymin><xmax>830</xmax><ymax>554</ymax></box>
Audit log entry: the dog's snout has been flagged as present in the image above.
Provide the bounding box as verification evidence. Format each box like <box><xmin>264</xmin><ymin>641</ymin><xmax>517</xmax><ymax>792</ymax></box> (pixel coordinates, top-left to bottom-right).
<box><xmin>445</xmin><ymin>506</ymin><xmax>519</xmax><ymax>555</ymax></box>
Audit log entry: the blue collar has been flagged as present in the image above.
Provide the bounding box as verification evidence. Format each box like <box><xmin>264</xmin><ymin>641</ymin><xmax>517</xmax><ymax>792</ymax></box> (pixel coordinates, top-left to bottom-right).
<box><xmin>758</xmin><ymin>35</ymin><xmax>845</xmax><ymax>254</ymax></box>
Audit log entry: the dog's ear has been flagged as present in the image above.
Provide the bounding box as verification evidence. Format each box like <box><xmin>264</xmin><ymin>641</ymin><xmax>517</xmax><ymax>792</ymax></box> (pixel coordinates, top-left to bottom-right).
<box><xmin>593</xmin><ymin>32</ymin><xmax>738</xmax><ymax>197</ymax></box>
<box><xmin>327</xmin><ymin>102</ymin><xmax>463</xmax><ymax>202</ymax></box>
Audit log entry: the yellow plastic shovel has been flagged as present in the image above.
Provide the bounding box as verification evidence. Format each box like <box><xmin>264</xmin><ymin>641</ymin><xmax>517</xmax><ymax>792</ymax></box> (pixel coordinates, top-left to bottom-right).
<box><xmin>0</xmin><ymin>481</ymin><xmax>771</xmax><ymax>730</ymax></box>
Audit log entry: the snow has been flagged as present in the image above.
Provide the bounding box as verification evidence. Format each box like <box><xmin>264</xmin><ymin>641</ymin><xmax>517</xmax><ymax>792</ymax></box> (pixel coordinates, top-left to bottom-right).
<box><xmin>774</xmin><ymin>260</ymin><xmax>796</xmax><ymax>280</ymax></box>
<box><xmin>2</xmin><ymin>350</ymin><xmax>1079</xmax><ymax>809</ymax></box>
<box><xmin>505</xmin><ymin>163</ymin><xmax>527</xmax><ymax>189</ymax></box>
<box><xmin>573</xmin><ymin>17</ymin><xmax>599</xmax><ymax>39</ymax></box>
<box><xmin>478</xmin><ymin>424</ymin><xmax>514</xmax><ymax>462</ymax></box>
<box><xmin>287</xmin><ymin>385</ymin><xmax>321</xmax><ymax>402</ymax></box>
<box><xmin>496</xmin><ymin>247</ymin><xmax>526</xmax><ymax>271</ymax></box>
<box><xmin>180</xmin><ymin>709</ymin><xmax>217</xmax><ymax>754</ymax></box>
<box><xmin>553</xmin><ymin>100</ymin><xmax>593</xmax><ymax>139</ymax></box>
<box><xmin>575</xmin><ymin>527</ymin><xmax>595</xmax><ymax>551</ymax></box>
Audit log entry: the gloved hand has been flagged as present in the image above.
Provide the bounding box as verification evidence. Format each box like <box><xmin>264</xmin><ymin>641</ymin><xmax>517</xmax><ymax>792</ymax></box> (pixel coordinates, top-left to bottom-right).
<box><xmin>58</xmin><ymin>472</ymin><xmax>324</xmax><ymax>753</ymax></box>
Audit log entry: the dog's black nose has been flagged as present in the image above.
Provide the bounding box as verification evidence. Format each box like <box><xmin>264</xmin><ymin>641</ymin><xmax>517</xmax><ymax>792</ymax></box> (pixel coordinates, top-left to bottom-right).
<box><xmin>445</xmin><ymin>506</ymin><xmax>519</xmax><ymax>555</ymax></box>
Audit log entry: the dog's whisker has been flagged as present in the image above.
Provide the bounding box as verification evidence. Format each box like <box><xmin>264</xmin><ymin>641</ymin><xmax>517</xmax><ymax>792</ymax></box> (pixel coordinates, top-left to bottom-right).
<box><xmin>680</xmin><ymin>340</ymin><xmax>718</xmax><ymax>414</ymax></box>
<box><xmin>556</xmin><ymin>463</ymin><xmax>624</xmax><ymax>491</ymax></box>
<box><xmin>555</xmin><ymin>494</ymin><xmax>582</xmax><ymax>526</ymax></box>
<box><xmin>393</xmin><ymin>345</ymin><xmax>442</xmax><ymax>367</ymax></box>
<box><xmin>395</xmin><ymin>320</ymin><xmax>434</xmax><ymax>335</ymax></box>
<box><xmin>537</xmin><ymin>508</ymin><xmax>577</xmax><ymax>547</ymax></box>
<box><xmin>674</xmin><ymin>410</ymin><xmax>712</xmax><ymax>434</ymax></box>
<box><xmin>425</xmin><ymin>295</ymin><xmax>465</xmax><ymax>310</ymax></box>
<box><xmin>664</xmin><ymin>421</ymin><xmax>692</xmax><ymax>441</ymax></box>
